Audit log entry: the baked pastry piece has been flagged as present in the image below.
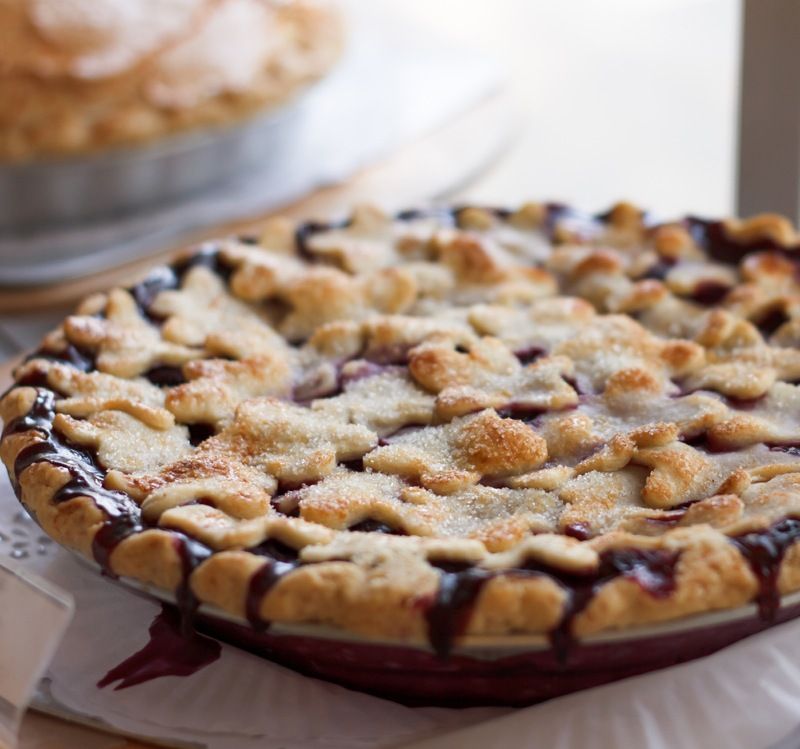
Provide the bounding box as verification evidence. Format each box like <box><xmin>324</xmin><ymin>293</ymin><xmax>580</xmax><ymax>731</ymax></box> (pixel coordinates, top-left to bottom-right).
<box><xmin>0</xmin><ymin>0</ymin><xmax>343</xmax><ymax>161</ymax></box>
<box><xmin>3</xmin><ymin>202</ymin><xmax>800</xmax><ymax>658</ymax></box>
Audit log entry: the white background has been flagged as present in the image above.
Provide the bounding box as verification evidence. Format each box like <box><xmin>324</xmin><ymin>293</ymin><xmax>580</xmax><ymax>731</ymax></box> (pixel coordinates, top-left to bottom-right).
<box><xmin>389</xmin><ymin>0</ymin><xmax>741</xmax><ymax>217</ymax></box>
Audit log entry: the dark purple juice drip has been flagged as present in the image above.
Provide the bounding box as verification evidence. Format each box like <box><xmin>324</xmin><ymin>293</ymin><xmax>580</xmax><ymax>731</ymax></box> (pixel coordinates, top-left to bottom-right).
<box><xmin>563</xmin><ymin>523</ymin><xmax>592</xmax><ymax>541</ymax></box>
<box><xmin>687</xmin><ymin>217</ymin><xmax>800</xmax><ymax>266</ymax></box>
<box><xmin>690</xmin><ymin>280</ymin><xmax>731</xmax><ymax>306</ymax></box>
<box><xmin>533</xmin><ymin>548</ymin><xmax>680</xmax><ymax>663</ymax></box>
<box><xmin>132</xmin><ymin>266</ymin><xmax>180</xmax><ymax>321</ymax></box>
<box><xmin>6</xmin><ymin>389</ymin><xmax>210</xmax><ymax>635</ymax></box>
<box><xmin>731</xmin><ymin>517</ymin><xmax>800</xmax><ymax>621</ymax></box>
<box><xmin>543</xmin><ymin>203</ymin><xmax>601</xmax><ymax>241</ymax></box>
<box><xmin>144</xmin><ymin>365</ymin><xmax>186</xmax><ymax>387</ymax></box>
<box><xmin>396</xmin><ymin>206</ymin><xmax>457</xmax><ymax>225</ymax></box>
<box><xmin>349</xmin><ymin>518</ymin><xmax>406</xmax><ymax>535</ymax></box>
<box><xmin>340</xmin><ymin>457</ymin><xmax>365</xmax><ymax>473</ymax></box>
<box><xmin>97</xmin><ymin>603</ymin><xmax>221</xmax><ymax>691</ymax></box>
<box><xmin>270</xmin><ymin>490</ymin><xmax>301</xmax><ymax>517</ymax></box>
<box><xmin>754</xmin><ymin>306</ymin><xmax>790</xmax><ymax>337</ymax></box>
<box><xmin>339</xmin><ymin>361</ymin><xmax>391</xmax><ymax>388</ymax></box>
<box><xmin>725</xmin><ymin>395</ymin><xmax>764</xmax><ymax>411</ymax></box>
<box><xmin>295</xmin><ymin>218</ymin><xmax>351</xmax><ymax>260</ymax></box>
<box><xmin>2</xmin><ymin>388</ymin><xmax>56</xmax><ymax>439</ymax></box>
<box><xmin>92</xmin><ymin>518</ymin><xmax>142</xmax><ymax>573</ymax></box>
<box><xmin>770</xmin><ymin>444</ymin><xmax>800</xmax><ymax>456</ymax></box>
<box><xmin>187</xmin><ymin>423</ymin><xmax>215</xmax><ymax>446</ymax></box>
<box><xmin>27</xmin><ymin>343</ymin><xmax>96</xmax><ymax>373</ymax></box>
<box><xmin>514</xmin><ymin>346</ymin><xmax>546</xmax><ymax>366</ymax></box>
<box><xmin>244</xmin><ymin>539</ymin><xmax>300</xmax><ymax>629</ymax></box>
<box><xmin>363</xmin><ymin>345</ymin><xmax>412</xmax><ymax>366</ymax></box>
<box><xmin>9</xmin><ymin>369</ymin><xmax>50</xmax><ymax>391</ymax></box>
<box><xmin>639</xmin><ymin>258</ymin><xmax>676</xmax><ymax>281</ymax></box>
<box><xmin>173</xmin><ymin>534</ymin><xmax>214</xmax><ymax>631</ymax></box>
<box><xmin>4</xmin><ymin>389</ymin><xmax>142</xmax><ymax>582</ymax></box>
<box><xmin>453</xmin><ymin>205</ymin><xmax>512</xmax><ymax>223</ymax></box>
<box><xmin>425</xmin><ymin>562</ymin><xmax>493</xmax><ymax>658</ymax></box>
<box><xmin>131</xmin><ymin>244</ymin><xmax>232</xmax><ymax>321</ymax></box>
<box><xmin>5</xmin><ymin>390</ymin><xmax>138</xmax><ymax>520</ymax></box>
<box><xmin>680</xmin><ymin>431</ymin><xmax>737</xmax><ymax>454</ymax></box>
<box><xmin>496</xmin><ymin>404</ymin><xmax>547</xmax><ymax>423</ymax></box>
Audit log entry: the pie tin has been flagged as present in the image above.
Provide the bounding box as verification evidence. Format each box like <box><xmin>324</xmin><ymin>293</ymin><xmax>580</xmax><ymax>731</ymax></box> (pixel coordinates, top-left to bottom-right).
<box><xmin>0</xmin><ymin>98</ymin><xmax>304</xmax><ymax>234</ymax></box>
<box><xmin>74</xmin><ymin>554</ymin><xmax>800</xmax><ymax>707</ymax></box>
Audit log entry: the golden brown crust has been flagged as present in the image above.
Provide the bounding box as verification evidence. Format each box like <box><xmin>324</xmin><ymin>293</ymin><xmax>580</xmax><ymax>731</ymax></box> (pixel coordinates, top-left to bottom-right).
<box><xmin>4</xmin><ymin>203</ymin><xmax>800</xmax><ymax>650</ymax></box>
<box><xmin>0</xmin><ymin>0</ymin><xmax>343</xmax><ymax>161</ymax></box>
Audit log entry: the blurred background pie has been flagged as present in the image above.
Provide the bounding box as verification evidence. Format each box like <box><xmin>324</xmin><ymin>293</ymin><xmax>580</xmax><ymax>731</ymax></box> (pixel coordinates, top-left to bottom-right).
<box><xmin>0</xmin><ymin>0</ymin><xmax>343</xmax><ymax>161</ymax></box>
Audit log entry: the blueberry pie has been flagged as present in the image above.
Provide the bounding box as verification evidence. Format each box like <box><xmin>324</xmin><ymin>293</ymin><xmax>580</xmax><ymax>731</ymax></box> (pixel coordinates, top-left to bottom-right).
<box><xmin>3</xmin><ymin>202</ymin><xmax>800</xmax><ymax>671</ymax></box>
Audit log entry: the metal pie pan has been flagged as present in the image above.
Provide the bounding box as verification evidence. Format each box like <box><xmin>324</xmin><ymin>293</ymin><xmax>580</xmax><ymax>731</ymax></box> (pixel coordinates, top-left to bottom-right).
<box><xmin>71</xmin><ymin>552</ymin><xmax>800</xmax><ymax>706</ymax></box>
<box><xmin>0</xmin><ymin>98</ymin><xmax>305</xmax><ymax>234</ymax></box>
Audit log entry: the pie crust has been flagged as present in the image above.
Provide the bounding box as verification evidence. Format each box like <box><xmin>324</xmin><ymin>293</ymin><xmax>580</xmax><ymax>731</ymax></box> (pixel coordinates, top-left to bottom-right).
<box><xmin>3</xmin><ymin>202</ymin><xmax>800</xmax><ymax>657</ymax></box>
<box><xmin>0</xmin><ymin>0</ymin><xmax>343</xmax><ymax>161</ymax></box>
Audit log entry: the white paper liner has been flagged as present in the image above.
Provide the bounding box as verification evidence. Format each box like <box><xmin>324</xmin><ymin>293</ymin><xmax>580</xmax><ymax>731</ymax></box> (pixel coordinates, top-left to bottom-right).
<box><xmin>7</xmin><ymin>463</ymin><xmax>800</xmax><ymax>749</ymax></box>
<box><xmin>0</xmin><ymin>478</ymin><xmax>504</xmax><ymax>748</ymax></box>
<box><xmin>401</xmin><ymin>614</ymin><xmax>800</xmax><ymax>749</ymax></box>
<box><xmin>6</xmin><ymin>448</ymin><xmax>800</xmax><ymax>747</ymax></box>
<box><xmin>7</xmin><ymin>462</ymin><xmax>800</xmax><ymax>749</ymax></box>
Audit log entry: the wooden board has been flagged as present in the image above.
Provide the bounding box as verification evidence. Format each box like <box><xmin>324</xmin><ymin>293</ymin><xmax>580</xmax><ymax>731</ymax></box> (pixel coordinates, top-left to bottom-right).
<box><xmin>18</xmin><ymin>712</ymin><xmax>160</xmax><ymax>749</ymax></box>
<box><xmin>0</xmin><ymin>90</ymin><xmax>513</xmax><ymax>315</ymax></box>
<box><xmin>0</xmin><ymin>356</ymin><xmax>16</xmax><ymax>389</ymax></box>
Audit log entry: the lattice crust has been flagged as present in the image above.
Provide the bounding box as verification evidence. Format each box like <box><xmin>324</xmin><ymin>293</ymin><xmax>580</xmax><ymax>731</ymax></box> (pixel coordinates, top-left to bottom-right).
<box><xmin>63</xmin><ymin>288</ymin><xmax>202</xmax><ymax>377</ymax></box>
<box><xmin>311</xmin><ymin>366</ymin><xmax>436</xmax><ymax>436</ymax></box>
<box><xmin>149</xmin><ymin>266</ymin><xmax>286</xmax><ymax>351</ymax></box>
<box><xmin>16</xmin><ymin>360</ymin><xmax>174</xmax><ymax>428</ymax></box>
<box><xmin>407</xmin><ymin>338</ymin><xmax>578</xmax><ymax>419</ymax></box>
<box><xmin>166</xmin><ymin>355</ymin><xmax>294</xmax><ymax>425</ymax></box>
<box><xmin>4</xmin><ymin>202</ymin><xmax>800</xmax><ymax>647</ymax></box>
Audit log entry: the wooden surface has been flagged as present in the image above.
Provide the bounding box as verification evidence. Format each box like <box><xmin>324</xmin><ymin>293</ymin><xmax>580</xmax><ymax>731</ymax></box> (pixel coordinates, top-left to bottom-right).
<box><xmin>0</xmin><ymin>358</ymin><xmax>13</xmax><ymax>388</ymax></box>
<box><xmin>17</xmin><ymin>714</ymin><xmax>157</xmax><ymax>749</ymax></box>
